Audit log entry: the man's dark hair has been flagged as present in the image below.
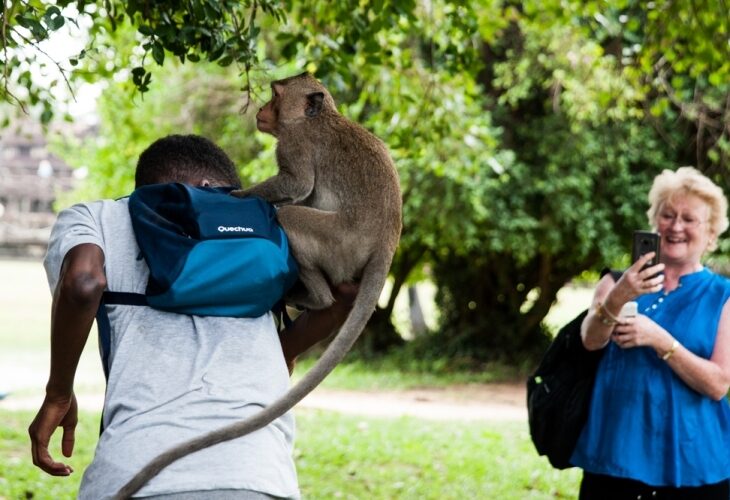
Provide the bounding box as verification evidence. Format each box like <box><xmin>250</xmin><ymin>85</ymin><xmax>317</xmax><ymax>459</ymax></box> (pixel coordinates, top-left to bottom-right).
<box><xmin>135</xmin><ymin>134</ymin><xmax>242</xmax><ymax>188</ymax></box>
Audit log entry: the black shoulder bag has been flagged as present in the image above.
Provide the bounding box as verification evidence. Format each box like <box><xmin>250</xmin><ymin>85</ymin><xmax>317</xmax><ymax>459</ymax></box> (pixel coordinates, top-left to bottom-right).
<box><xmin>526</xmin><ymin>270</ymin><xmax>622</xmax><ymax>469</ymax></box>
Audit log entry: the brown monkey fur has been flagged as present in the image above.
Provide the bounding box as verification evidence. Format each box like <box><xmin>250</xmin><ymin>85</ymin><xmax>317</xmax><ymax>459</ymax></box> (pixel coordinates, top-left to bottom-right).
<box><xmin>115</xmin><ymin>73</ymin><xmax>402</xmax><ymax>498</ymax></box>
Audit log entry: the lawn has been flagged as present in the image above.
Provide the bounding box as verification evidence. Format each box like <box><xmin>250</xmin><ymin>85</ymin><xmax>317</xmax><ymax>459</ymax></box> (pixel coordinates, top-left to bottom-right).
<box><xmin>295</xmin><ymin>411</ymin><xmax>581</xmax><ymax>499</ymax></box>
<box><xmin>0</xmin><ymin>259</ymin><xmax>105</xmax><ymax>400</ymax></box>
<box><xmin>0</xmin><ymin>408</ymin><xmax>581</xmax><ymax>499</ymax></box>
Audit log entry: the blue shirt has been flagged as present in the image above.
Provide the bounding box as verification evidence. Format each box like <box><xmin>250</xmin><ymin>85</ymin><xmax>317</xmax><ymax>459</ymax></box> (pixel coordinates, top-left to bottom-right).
<box><xmin>571</xmin><ymin>267</ymin><xmax>730</xmax><ymax>486</ymax></box>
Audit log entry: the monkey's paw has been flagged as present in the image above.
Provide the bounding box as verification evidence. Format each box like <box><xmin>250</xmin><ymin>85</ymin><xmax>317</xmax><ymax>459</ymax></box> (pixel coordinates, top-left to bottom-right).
<box><xmin>286</xmin><ymin>288</ymin><xmax>335</xmax><ymax>311</ymax></box>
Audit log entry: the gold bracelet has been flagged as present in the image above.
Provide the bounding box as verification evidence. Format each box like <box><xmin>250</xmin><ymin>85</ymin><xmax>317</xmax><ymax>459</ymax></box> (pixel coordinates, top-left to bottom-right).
<box><xmin>662</xmin><ymin>339</ymin><xmax>680</xmax><ymax>361</ymax></box>
<box><xmin>595</xmin><ymin>303</ymin><xmax>620</xmax><ymax>326</ymax></box>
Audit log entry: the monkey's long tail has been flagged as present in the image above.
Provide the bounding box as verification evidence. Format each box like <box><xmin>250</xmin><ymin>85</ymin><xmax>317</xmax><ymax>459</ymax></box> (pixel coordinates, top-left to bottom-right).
<box><xmin>114</xmin><ymin>256</ymin><xmax>390</xmax><ymax>499</ymax></box>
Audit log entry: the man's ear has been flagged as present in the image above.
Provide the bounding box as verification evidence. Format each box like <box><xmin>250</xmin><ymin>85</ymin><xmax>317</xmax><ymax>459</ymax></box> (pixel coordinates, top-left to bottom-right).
<box><xmin>305</xmin><ymin>92</ymin><xmax>324</xmax><ymax>118</ymax></box>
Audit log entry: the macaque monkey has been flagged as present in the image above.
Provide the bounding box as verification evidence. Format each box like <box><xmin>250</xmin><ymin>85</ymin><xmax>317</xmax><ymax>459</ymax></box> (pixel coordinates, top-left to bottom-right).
<box><xmin>115</xmin><ymin>73</ymin><xmax>402</xmax><ymax>498</ymax></box>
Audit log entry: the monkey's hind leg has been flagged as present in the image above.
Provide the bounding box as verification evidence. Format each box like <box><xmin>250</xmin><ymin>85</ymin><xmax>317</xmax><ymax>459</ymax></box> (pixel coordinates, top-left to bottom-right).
<box><xmin>277</xmin><ymin>205</ymin><xmax>343</xmax><ymax>310</ymax></box>
<box><xmin>288</xmin><ymin>268</ymin><xmax>334</xmax><ymax>310</ymax></box>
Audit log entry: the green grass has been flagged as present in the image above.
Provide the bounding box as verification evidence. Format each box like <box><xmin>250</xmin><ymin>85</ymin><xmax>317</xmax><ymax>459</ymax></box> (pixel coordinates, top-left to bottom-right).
<box><xmin>0</xmin><ymin>409</ymin><xmax>580</xmax><ymax>500</ymax></box>
<box><xmin>0</xmin><ymin>410</ymin><xmax>97</xmax><ymax>500</ymax></box>
<box><xmin>0</xmin><ymin>259</ymin><xmax>105</xmax><ymax>400</ymax></box>
<box><xmin>296</xmin><ymin>410</ymin><xmax>581</xmax><ymax>499</ymax></box>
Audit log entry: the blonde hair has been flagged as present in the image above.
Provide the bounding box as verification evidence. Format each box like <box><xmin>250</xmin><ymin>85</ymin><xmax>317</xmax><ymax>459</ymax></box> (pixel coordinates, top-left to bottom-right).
<box><xmin>647</xmin><ymin>166</ymin><xmax>729</xmax><ymax>251</ymax></box>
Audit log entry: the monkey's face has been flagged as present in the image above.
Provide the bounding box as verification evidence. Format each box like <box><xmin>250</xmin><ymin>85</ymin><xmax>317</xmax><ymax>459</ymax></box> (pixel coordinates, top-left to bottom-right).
<box><xmin>256</xmin><ymin>85</ymin><xmax>281</xmax><ymax>136</ymax></box>
<box><xmin>256</xmin><ymin>101</ymin><xmax>276</xmax><ymax>136</ymax></box>
<box><xmin>257</xmin><ymin>77</ymin><xmax>330</xmax><ymax>136</ymax></box>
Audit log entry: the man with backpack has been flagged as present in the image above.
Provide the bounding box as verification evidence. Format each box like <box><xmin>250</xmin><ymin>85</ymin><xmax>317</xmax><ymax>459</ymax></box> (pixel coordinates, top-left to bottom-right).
<box><xmin>28</xmin><ymin>134</ymin><xmax>356</xmax><ymax>499</ymax></box>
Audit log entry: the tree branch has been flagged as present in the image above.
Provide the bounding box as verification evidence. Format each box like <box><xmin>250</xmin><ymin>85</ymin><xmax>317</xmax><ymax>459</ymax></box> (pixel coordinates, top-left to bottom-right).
<box><xmin>1</xmin><ymin>4</ymin><xmax>28</xmax><ymax>113</ymax></box>
<box><xmin>10</xmin><ymin>26</ymin><xmax>77</xmax><ymax>102</ymax></box>
<box><xmin>2</xmin><ymin>0</ymin><xmax>9</xmax><ymax>94</ymax></box>
<box><xmin>657</xmin><ymin>69</ymin><xmax>722</xmax><ymax>129</ymax></box>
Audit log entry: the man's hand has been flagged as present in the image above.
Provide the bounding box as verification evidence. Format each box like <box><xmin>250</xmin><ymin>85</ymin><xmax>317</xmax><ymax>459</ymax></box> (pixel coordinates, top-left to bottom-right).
<box><xmin>29</xmin><ymin>393</ymin><xmax>78</xmax><ymax>476</ymax></box>
<box><xmin>279</xmin><ymin>282</ymin><xmax>360</xmax><ymax>372</ymax></box>
<box><xmin>330</xmin><ymin>282</ymin><xmax>359</xmax><ymax>313</ymax></box>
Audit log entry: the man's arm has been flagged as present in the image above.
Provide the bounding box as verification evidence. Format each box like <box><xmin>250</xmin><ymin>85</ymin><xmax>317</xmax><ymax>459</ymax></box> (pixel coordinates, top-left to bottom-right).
<box><xmin>278</xmin><ymin>283</ymin><xmax>358</xmax><ymax>373</ymax></box>
<box><xmin>28</xmin><ymin>243</ymin><xmax>106</xmax><ymax>476</ymax></box>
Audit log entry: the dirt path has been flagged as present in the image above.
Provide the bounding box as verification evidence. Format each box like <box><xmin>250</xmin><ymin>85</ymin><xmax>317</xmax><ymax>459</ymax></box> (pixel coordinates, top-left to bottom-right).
<box><xmin>301</xmin><ymin>383</ymin><xmax>526</xmax><ymax>421</ymax></box>
<box><xmin>1</xmin><ymin>383</ymin><xmax>527</xmax><ymax>421</ymax></box>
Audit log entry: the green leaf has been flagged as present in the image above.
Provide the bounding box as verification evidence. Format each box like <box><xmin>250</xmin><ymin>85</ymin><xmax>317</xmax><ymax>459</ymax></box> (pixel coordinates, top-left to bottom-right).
<box><xmin>152</xmin><ymin>42</ymin><xmax>165</xmax><ymax>65</ymax></box>
<box><xmin>281</xmin><ymin>41</ymin><xmax>298</xmax><ymax>59</ymax></box>
<box><xmin>40</xmin><ymin>107</ymin><xmax>53</xmax><ymax>124</ymax></box>
<box><xmin>15</xmin><ymin>15</ymin><xmax>49</xmax><ymax>40</ymax></box>
<box><xmin>217</xmin><ymin>55</ymin><xmax>234</xmax><ymax>66</ymax></box>
<box><xmin>708</xmin><ymin>72</ymin><xmax>723</xmax><ymax>87</ymax></box>
<box><xmin>43</xmin><ymin>7</ymin><xmax>65</xmax><ymax>31</ymax></box>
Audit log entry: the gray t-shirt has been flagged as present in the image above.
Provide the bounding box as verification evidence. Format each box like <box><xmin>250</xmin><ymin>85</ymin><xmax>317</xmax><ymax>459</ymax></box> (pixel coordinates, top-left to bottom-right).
<box><xmin>44</xmin><ymin>198</ymin><xmax>299</xmax><ymax>499</ymax></box>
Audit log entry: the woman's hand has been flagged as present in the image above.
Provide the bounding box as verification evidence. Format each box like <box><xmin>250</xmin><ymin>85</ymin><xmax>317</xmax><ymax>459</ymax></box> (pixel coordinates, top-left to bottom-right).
<box><xmin>612</xmin><ymin>314</ymin><xmax>673</xmax><ymax>353</ymax></box>
<box><xmin>612</xmin><ymin>252</ymin><xmax>665</xmax><ymax>302</ymax></box>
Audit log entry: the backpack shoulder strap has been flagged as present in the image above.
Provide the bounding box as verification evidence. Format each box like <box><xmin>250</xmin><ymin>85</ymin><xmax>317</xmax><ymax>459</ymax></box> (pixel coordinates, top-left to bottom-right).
<box><xmin>102</xmin><ymin>291</ymin><xmax>148</xmax><ymax>306</ymax></box>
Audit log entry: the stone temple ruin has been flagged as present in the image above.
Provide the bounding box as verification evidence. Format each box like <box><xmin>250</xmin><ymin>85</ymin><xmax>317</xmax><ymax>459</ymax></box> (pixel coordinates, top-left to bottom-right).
<box><xmin>0</xmin><ymin>120</ymin><xmax>79</xmax><ymax>257</ymax></box>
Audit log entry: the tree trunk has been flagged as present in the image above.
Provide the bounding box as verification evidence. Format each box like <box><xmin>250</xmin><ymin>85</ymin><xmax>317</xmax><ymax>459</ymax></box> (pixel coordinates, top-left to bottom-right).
<box><xmin>354</xmin><ymin>307</ymin><xmax>404</xmax><ymax>356</ymax></box>
<box><xmin>353</xmin><ymin>243</ymin><xmax>427</xmax><ymax>354</ymax></box>
<box><xmin>408</xmin><ymin>286</ymin><xmax>428</xmax><ymax>337</ymax></box>
<box><xmin>429</xmin><ymin>251</ymin><xmax>589</xmax><ymax>365</ymax></box>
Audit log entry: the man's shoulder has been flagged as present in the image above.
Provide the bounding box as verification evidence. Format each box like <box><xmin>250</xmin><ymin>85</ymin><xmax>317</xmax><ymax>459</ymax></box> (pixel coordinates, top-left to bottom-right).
<box><xmin>67</xmin><ymin>196</ymin><xmax>129</xmax><ymax>210</ymax></box>
<box><xmin>48</xmin><ymin>197</ymin><xmax>132</xmax><ymax>256</ymax></box>
<box><xmin>56</xmin><ymin>197</ymin><xmax>129</xmax><ymax>221</ymax></box>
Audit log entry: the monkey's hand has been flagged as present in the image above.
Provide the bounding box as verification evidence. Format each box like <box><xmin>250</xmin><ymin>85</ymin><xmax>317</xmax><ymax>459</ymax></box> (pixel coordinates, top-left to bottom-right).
<box><xmin>29</xmin><ymin>392</ymin><xmax>78</xmax><ymax>476</ymax></box>
<box><xmin>230</xmin><ymin>166</ymin><xmax>314</xmax><ymax>205</ymax></box>
<box><xmin>230</xmin><ymin>187</ymin><xmax>294</xmax><ymax>205</ymax></box>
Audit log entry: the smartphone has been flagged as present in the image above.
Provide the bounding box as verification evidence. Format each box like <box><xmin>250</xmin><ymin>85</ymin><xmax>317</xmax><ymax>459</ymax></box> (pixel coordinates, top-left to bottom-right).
<box><xmin>632</xmin><ymin>230</ymin><xmax>661</xmax><ymax>272</ymax></box>
<box><xmin>619</xmin><ymin>301</ymin><xmax>638</xmax><ymax>318</ymax></box>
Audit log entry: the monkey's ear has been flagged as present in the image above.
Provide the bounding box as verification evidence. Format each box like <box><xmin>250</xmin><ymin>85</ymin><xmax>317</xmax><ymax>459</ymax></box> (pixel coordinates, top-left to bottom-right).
<box><xmin>305</xmin><ymin>92</ymin><xmax>324</xmax><ymax>118</ymax></box>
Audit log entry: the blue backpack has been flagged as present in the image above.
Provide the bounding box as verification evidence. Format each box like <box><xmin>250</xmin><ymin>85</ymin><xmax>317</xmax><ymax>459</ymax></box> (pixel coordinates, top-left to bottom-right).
<box><xmin>102</xmin><ymin>182</ymin><xmax>299</xmax><ymax>316</ymax></box>
<box><xmin>96</xmin><ymin>183</ymin><xmax>299</xmax><ymax>379</ymax></box>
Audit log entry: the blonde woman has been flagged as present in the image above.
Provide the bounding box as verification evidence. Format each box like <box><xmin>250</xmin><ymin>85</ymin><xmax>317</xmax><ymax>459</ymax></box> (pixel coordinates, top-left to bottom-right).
<box><xmin>572</xmin><ymin>167</ymin><xmax>730</xmax><ymax>499</ymax></box>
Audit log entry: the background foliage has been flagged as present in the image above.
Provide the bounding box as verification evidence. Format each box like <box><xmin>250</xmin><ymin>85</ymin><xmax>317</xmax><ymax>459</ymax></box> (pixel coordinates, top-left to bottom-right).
<box><xmin>3</xmin><ymin>0</ymin><xmax>728</xmax><ymax>366</ymax></box>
